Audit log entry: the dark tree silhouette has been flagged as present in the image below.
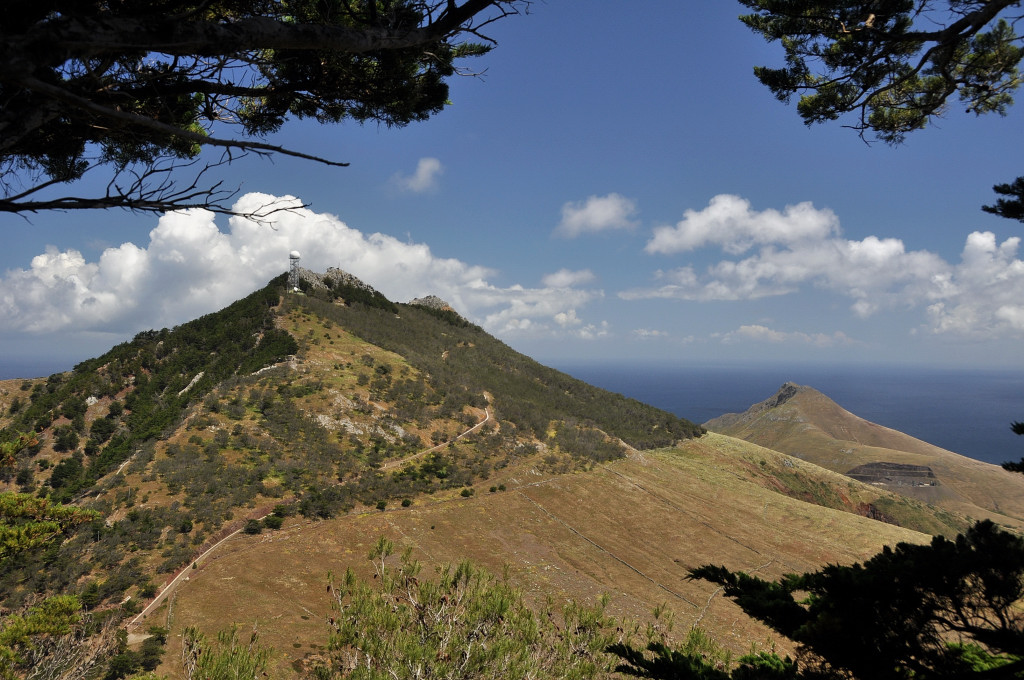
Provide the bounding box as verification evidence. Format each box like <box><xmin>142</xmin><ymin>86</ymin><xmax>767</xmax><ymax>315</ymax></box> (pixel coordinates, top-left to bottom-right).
<box><xmin>0</xmin><ymin>0</ymin><xmax>526</xmax><ymax>217</ymax></box>
<box><xmin>738</xmin><ymin>1</ymin><xmax>1023</xmax><ymax>217</ymax></box>
<box><xmin>690</xmin><ymin>520</ymin><xmax>1024</xmax><ymax>680</ymax></box>
<box><xmin>1003</xmin><ymin>421</ymin><xmax>1024</xmax><ymax>473</ymax></box>
<box><xmin>983</xmin><ymin>178</ymin><xmax>1024</xmax><ymax>223</ymax></box>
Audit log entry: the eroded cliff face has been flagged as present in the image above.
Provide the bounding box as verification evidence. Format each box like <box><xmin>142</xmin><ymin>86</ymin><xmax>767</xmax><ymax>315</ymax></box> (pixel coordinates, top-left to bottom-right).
<box><xmin>296</xmin><ymin>266</ymin><xmax>380</xmax><ymax>294</ymax></box>
<box><xmin>703</xmin><ymin>382</ymin><xmax>808</xmax><ymax>431</ymax></box>
<box><xmin>408</xmin><ymin>294</ymin><xmax>454</xmax><ymax>311</ymax></box>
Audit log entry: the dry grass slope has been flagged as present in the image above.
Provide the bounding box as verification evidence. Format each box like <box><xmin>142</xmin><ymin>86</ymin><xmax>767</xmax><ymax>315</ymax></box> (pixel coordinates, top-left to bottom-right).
<box><xmin>707</xmin><ymin>383</ymin><xmax>1024</xmax><ymax>531</ymax></box>
<box><xmin>151</xmin><ymin>433</ymin><xmax>928</xmax><ymax>678</ymax></box>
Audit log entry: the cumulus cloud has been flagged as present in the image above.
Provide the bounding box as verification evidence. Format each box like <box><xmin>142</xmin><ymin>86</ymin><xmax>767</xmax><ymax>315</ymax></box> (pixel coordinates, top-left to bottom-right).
<box><xmin>646</xmin><ymin>194</ymin><xmax>838</xmax><ymax>255</ymax></box>
<box><xmin>555</xmin><ymin>193</ymin><xmax>638</xmax><ymax>238</ymax></box>
<box><xmin>542</xmin><ymin>268</ymin><xmax>596</xmax><ymax>288</ymax></box>
<box><xmin>392</xmin><ymin>157</ymin><xmax>444</xmax><ymax>193</ymax></box>
<box><xmin>926</xmin><ymin>232</ymin><xmax>1024</xmax><ymax>335</ymax></box>
<box><xmin>479</xmin><ymin>286</ymin><xmax>605</xmax><ymax>337</ymax></box>
<box><xmin>716</xmin><ymin>324</ymin><xmax>856</xmax><ymax>347</ymax></box>
<box><xmin>623</xmin><ymin>194</ymin><xmax>1024</xmax><ymax>337</ymax></box>
<box><xmin>0</xmin><ymin>193</ymin><xmax>602</xmax><ymax>342</ymax></box>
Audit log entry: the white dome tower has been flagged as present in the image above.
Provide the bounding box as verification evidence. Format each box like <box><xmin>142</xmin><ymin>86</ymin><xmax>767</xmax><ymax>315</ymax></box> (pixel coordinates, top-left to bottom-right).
<box><xmin>288</xmin><ymin>251</ymin><xmax>301</xmax><ymax>291</ymax></box>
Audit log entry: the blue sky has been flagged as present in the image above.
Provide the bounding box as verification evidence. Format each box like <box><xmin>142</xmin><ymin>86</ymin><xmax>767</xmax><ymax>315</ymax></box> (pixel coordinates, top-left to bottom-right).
<box><xmin>2</xmin><ymin>1</ymin><xmax>1024</xmax><ymax>378</ymax></box>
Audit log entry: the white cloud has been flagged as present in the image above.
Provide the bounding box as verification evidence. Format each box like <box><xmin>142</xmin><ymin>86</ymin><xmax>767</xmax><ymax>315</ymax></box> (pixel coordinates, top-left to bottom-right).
<box><xmin>926</xmin><ymin>232</ymin><xmax>1024</xmax><ymax>335</ymax></box>
<box><xmin>554</xmin><ymin>309</ymin><xmax>582</xmax><ymax>327</ymax></box>
<box><xmin>577</xmin><ymin>321</ymin><xmax>610</xmax><ymax>339</ymax></box>
<box><xmin>717</xmin><ymin>324</ymin><xmax>856</xmax><ymax>347</ymax></box>
<box><xmin>479</xmin><ymin>286</ymin><xmax>604</xmax><ymax>336</ymax></box>
<box><xmin>392</xmin><ymin>157</ymin><xmax>444</xmax><ymax>193</ymax></box>
<box><xmin>555</xmin><ymin>193</ymin><xmax>638</xmax><ymax>238</ymax></box>
<box><xmin>632</xmin><ymin>328</ymin><xmax>667</xmax><ymax>338</ymax></box>
<box><xmin>624</xmin><ymin>194</ymin><xmax>1024</xmax><ymax>338</ymax></box>
<box><xmin>0</xmin><ymin>193</ymin><xmax>603</xmax><ymax>343</ymax></box>
<box><xmin>542</xmin><ymin>268</ymin><xmax>596</xmax><ymax>288</ymax></box>
<box><xmin>646</xmin><ymin>194</ymin><xmax>838</xmax><ymax>255</ymax></box>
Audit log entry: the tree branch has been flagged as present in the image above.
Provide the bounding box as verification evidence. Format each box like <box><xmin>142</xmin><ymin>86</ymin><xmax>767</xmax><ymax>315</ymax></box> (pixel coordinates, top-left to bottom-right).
<box><xmin>11</xmin><ymin>75</ymin><xmax>351</xmax><ymax>168</ymax></box>
<box><xmin>22</xmin><ymin>2</ymin><xmax>522</xmax><ymax>60</ymax></box>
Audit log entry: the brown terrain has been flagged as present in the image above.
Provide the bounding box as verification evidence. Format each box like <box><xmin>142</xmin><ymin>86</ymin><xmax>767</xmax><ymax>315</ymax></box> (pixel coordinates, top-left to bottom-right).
<box><xmin>146</xmin><ymin>432</ymin><xmax>933</xmax><ymax>677</ymax></box>
<box><xmin>706</xmin><ymin>382</ymin><xmax>1024</xmax><ymax>532</ymax></box>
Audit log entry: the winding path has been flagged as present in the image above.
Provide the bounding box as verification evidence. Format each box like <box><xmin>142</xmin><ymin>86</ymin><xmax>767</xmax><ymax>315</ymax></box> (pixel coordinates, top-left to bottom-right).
<box><xmin>126</xmin><ymin>402</ymin><xmax>491</xmax><ymax>631</ymax></box>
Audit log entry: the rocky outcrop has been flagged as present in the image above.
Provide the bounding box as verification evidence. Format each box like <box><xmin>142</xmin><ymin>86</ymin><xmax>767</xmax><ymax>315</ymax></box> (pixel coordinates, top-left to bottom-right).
<box><xmin>846</xmin><ymin>462</ymin><xmax>939</xmax><ymax>487</ymax></box>
<box><xmin>408</xmin><ymin>294</ymin><xmax>453</xmax><ymax>311</ymax></box>
<box><xmin>297</xmin><ymin>266</ymin><xmax>381</xmax><ymax>295</ymax></box>
<box><xmin>766</xmin><ymin>382</ymin><xmax>800</xmax><ymax>408</ymax></box>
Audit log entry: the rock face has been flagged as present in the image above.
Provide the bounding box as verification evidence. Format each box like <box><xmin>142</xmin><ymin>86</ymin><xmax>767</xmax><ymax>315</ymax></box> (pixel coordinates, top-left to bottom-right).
<box><xmin>765</xmin><ymin>382</ymin><xmax>800</xmax><ymax>408</ymax></box>
<box><xmin>296</xmin><ymin>266</ymin><xmax>382</xmax><ymax>295</ymax></box>
<box><xmin>408</xmin><ymin>295</ymin><xmax>454</xmax><ymax>311</ymax></box>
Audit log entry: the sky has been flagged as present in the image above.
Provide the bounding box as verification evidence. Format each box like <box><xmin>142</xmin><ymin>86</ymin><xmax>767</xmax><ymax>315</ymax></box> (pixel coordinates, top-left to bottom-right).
<box><xmin>3</xmin><ymin>1</ymin><xmax>1024</xmax><ymax>379</ymax></box>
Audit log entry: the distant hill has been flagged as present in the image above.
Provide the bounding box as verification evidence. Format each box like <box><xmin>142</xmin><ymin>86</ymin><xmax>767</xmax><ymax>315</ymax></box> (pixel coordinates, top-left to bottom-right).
<box><xmin>706</xmin><ymin>382</ymin><xmax>1024</xmax><ymax>531</ymax></box>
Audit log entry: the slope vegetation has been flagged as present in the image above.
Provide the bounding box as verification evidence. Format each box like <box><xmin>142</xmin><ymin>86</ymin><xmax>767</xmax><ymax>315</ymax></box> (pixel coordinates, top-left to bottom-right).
<box><xmin>0</xmin><ymin>274</ymin><xmax>986</xmax><ymax>679</ymax></box>
<box><xmin>706</xmin><ymin>382</ymin><xmax>1024</xmax><ymax>531</ymax></box>
<box><xmin>0</xmin><ymin>271</ymin><xmax>701</xmax><ymax>618</ymax></box>
<box><xmin>149</xmin><ymin>432</ymin><xmax>929</xmax><ymax>677</ymax></box>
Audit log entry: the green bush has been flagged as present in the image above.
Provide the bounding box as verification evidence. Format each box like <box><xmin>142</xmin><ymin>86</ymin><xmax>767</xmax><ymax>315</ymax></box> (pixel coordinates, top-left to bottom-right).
<box><xmin>317</xmin><ymin>538</ymin><xmax>615</xmax><ymax>679</ymax></box>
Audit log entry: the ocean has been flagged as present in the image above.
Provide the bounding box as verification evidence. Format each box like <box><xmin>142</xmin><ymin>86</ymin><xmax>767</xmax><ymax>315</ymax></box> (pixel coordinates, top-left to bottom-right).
<box><xmin>553</xmin><ymin>362</ymin><xmax>1024</xmax><ymax>467</ymax></box>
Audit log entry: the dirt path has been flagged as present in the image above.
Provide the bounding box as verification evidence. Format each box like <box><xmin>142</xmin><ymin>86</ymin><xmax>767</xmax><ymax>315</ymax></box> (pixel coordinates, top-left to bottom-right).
<box><xmin>126</xmin><ymin>403</ymin><xmax>491</xmax><ymax>632</ymax></box>
<box><xmin>381</xmin><ymin>406</ymin><xmax>490</xmax><ymax>471</ymax></box>
<box><xmin>126</xmin><ymin>520</ymin><xmax>254</xmax><ymax>632</ymax></box>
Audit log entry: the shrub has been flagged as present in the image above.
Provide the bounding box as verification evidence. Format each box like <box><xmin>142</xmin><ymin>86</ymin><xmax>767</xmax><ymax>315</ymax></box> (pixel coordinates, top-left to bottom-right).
<box><xmin>243</xmin><ymin>519</ymin><xmax>262</xmax><ymax>535</ymax></box>
<box><xmin>318</xmin><ymin>539</ymin><xmax>615</xmax><ymax>679</ymax></box>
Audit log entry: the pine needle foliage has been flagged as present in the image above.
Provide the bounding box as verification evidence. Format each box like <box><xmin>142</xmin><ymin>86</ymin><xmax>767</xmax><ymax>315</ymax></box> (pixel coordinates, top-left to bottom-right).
<box><xmin>316</xmin><ymin>537</ymin><xmax>616</xmax><ymax>680</ymax></box>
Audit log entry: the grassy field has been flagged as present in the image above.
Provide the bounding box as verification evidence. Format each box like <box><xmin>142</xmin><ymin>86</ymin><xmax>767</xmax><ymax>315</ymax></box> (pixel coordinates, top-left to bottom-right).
<box><xmin>152</xmin><ymin>433</ymin><xmax>926</xmax><ymax>678</ymax></box>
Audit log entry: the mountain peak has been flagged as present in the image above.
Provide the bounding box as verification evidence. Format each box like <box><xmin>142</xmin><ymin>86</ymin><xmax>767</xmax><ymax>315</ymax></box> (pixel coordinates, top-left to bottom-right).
<box><xmin>408</xmin><ymin>294</ymin><xmax>454</xmax><ymax>312</ymax></box>
<box><xmin>296</xmin><ymin>266</ymin><xmax>380</xmax><ymax>295</ymax></box>
<box><xmin>766</xmin><ymin>382</ymin><xmax>804</xmax><ymax>408</ymax></box>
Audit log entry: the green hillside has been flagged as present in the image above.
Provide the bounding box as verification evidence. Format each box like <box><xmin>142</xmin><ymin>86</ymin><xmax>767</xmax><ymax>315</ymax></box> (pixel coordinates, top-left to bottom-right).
<box><xmin>0</xmin><ymin>272</ymin><xmax>703</xmax><ymax>616</ymax></box>
<box><xmin>291</xmin><ymin>280</ymin><xmax>704</xmax><ymax>450</ymax></box>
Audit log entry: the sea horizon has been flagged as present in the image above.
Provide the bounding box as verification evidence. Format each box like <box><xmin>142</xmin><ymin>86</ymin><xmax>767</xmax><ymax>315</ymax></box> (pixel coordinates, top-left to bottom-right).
<box><xmin>553</xmin><ymin>360</ymin><xmax>1024</xmax><ymax>468</ymax></box>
